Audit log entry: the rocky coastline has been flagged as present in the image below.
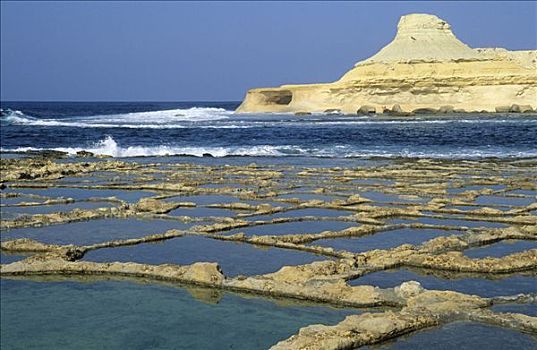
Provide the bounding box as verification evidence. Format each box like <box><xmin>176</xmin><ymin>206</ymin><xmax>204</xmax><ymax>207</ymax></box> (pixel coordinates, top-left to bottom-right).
<box><xmin>237</xmin><ymin>14</ymin><xmax>537</xmax><ymax>115</ymax></box>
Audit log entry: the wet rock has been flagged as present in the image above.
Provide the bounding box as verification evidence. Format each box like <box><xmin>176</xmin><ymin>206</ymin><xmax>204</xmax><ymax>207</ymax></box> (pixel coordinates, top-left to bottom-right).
<box><xmin>324</xmin><ymin>109</ymin><xmax>342</xmax><ymax>114</ymax></box>
<box><xmin>413</xmin><ymin>107</ymin><xmax>438</xmax><ymax>114</ymax></box>
<box><xmin>295</xmin><ymin>111</ymin><xmax>312</xmax><ymax>116</ymax></box>
<box><xmin>509</xmin><ymin>104</ymin><xmax>521</xmax><ymax>113</ymax></box>
<box><xmin>134</xmin><ymin>198</ymin><xmax>180</xmax><ymax>214</ymax></box>
<box><xmin>395</xmin><ymin>281</ymin><xmax>425</xmax><ymax>299</ymax></box>
<box><xmin>357</xmin><ymin>105</ymin><xmax>376</xmax><ymax>114</ymax></box>
<box><xmin>438</xmin><ymin>105</ymin><xmax>454</xmax><ymax>113</ymax></box>
<box><xmin>519</xmin><ymin>105</ymin><xmax>534</xmax><ymax>113</ymax></box>
<box><xmin>76</xmin><ymin>150</ymin><xmax>95</xmax><ymax>158</ymax></box>
<box><xmin>182</xmin><ymin>262</ymin><xmax>225</xmax><ymax>285</ymax></box>
<box><xmin>495</xmin><ymin>105</ymin><xmax>511</xmax><ymax>113</ymax></box>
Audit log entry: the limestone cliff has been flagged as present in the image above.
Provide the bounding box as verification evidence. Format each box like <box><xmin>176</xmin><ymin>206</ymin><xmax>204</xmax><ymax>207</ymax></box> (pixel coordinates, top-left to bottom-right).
<box><xmin>237</xmin><ymin>14</ymin><xmax>537</xmax><ymax>114</ymax></box>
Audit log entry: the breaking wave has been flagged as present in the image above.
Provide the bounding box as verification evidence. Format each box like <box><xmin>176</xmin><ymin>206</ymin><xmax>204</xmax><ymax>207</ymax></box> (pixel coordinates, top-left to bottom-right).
<box><xmin>3</xmin><ymin>136</ymin><xmax>536</xmax><ymax>159</ymax></box>
<box><xmin>3</xmin><ymin>108</ymin><xmax>537</xmax><ymax>130</ymax></box>
<box><xmin>1</xmin><ymin>107</ymin><xmax>232</xmax><ymax>129</ymax></box>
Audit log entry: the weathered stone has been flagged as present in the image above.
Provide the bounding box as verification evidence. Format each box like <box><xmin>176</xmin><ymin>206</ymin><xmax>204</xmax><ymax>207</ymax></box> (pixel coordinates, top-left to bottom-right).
<box><xmin>438</xmin><ymin>105</ymin><xmax>454</xmax><ymax>113</ymax></box>
<box><xmin>495</xmin><ymin>105</ymin><xmax>511</xmax><ymax>113</ymax></box>
<box><xmin>324</xmin><ymin>109</ymin><xmax>342</xmax><ymax>114</ymax></box>
<box><xmin>509</xmin><ymin>104</ymin><xmax>521</xmax><ymax>113</ymax></box>
<box><xmin>519</xmin><ymin>104</ymin><xmax>533</xmax><ymax>113</ymax></box>
<box><xmin>357</xmin><ymin>105</ymin><xmax>376</xmax><ymax>114</ymax></box>
<box><xmin>413</xmin><ymin>107</ymin><xmax>438</xmax><ymax>114</ymax></box>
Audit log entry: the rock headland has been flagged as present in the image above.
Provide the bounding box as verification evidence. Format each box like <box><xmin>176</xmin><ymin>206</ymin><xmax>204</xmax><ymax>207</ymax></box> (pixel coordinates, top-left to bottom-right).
<box><xmin>237</xmin><ymin>14</ymin><xmax>536</xmax><ymax>115</ymax></box>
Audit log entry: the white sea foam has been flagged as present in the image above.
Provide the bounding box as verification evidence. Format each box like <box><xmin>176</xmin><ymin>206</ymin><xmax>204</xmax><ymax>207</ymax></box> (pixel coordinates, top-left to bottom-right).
<box><xmin>3</xmin><ymin>108</ymin><xmax>537</xmax><ymax>130</ymax></box>
<box><xmin>3</xmin><ymin>136</ymin><xmax>292</xmax><ymax>158</ymax></box>
<box><xmin>1</xmin><ymin>107</ymin><xmax>233</xmax><ymax>129</ymax></box>
<box><xmin>3</xmin><ymin>136</ymin><xmax>537</xmax><ymax>159</ymax></box>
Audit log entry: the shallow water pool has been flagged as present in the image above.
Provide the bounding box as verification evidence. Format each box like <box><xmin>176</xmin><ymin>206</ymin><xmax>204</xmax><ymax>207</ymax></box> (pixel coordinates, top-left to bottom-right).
<box><xmin>0</xmin><ymin>279</ymin><xmax>357</xmax><ymax>350</ymax></box>
<box><xmin>1</xmin><ymin>218</ymin><xmax>193</xmax><ymax>246</ymax></box>
<box><xmin>310</xmin><ymin>228</ymin><xmax>463</xmax><ymax>253</ymax></box>
<box><xmin>224</xmin><ymin>220</ymin><xmax>357</xmax><ymax>236</ymax></box>
<box><xmin>464</xmin><ymin>240</ymin><xmax>537</xmax><ymax>259</ymax></box>
<box><xmin>367</xmin><ymin>321</ymin><xmax>536</xmax><ymax>349</ymax></box>
<box><xmin>349</xmin><ymin>268</ymin><xmax>536</xmax><ymax>297</ymax></box>
<box><xmin>83</xmin><ymin>235</ymin><xmax>329</xmax><ymax>276</ymax></box>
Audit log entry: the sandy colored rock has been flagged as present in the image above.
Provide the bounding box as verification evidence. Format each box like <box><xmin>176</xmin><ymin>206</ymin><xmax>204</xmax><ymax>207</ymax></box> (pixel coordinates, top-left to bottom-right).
<box><xmin>237</xmin><ymin>14</ymin><xmax>536</xmax><ymax>114</ymax></box>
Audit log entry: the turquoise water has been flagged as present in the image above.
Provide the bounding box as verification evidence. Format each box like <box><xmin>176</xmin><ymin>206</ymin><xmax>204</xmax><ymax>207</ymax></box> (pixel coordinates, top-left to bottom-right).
<box><xmin>0</xmin><ymin>279</ymin><xmax>357</xmax><ymax>350</ymax></box>
<box><xmin>83</xmin><ymin>235</ymin><xmax>329</xmax><ymax>276</ymax></box>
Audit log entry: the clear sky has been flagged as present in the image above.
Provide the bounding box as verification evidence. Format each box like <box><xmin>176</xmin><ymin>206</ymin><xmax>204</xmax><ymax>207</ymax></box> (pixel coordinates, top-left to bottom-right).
<box><xmin>1</xmin><ymin>1</ymin><xmax>536</xmax><ymax>101</ymax></box>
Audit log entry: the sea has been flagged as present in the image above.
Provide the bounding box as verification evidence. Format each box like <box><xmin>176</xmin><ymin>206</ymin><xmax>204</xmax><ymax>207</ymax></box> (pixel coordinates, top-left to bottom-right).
<box><xmin>1</xmin><ymin>101</ymin><xmax>537</xmax><ymax>160</ymax></box>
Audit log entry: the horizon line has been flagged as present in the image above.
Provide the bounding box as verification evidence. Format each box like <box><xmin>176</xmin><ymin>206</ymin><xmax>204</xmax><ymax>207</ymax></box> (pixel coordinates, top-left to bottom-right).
<box><xmin>0</xmin><ymin>100</ymin><xmax>242</xmax><ymax>103</ymax></box>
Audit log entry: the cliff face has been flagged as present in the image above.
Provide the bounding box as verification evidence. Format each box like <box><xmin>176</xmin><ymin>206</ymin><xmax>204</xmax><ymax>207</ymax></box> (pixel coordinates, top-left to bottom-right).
<box><xmin>237</xmin><ymin>14</ymin><xmax>537</xmax><ymax>114</ymax></box>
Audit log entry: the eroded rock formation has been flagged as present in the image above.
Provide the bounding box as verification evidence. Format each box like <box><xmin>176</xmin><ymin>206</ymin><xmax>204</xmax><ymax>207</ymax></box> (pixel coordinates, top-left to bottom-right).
<box><xmin>237</xmin><ymin>14</ymin><xmax>537</xmax><ymax>114</ymax></box>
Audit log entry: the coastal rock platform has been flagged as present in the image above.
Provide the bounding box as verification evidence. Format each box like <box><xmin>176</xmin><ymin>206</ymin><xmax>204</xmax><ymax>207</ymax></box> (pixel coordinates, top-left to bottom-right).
<box><xmin>1</xmin><ymin>154</ymin><xmax>536</xmax><ymax>348</ymax></box>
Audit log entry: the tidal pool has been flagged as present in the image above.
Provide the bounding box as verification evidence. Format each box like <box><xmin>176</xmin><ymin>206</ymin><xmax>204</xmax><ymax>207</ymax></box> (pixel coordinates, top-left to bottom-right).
<box><xmin>168</xmin><ymin>207</ymin><xmax>237</xmax><ymax>218</ymax></box>
<box><xmin>464</xmin><ymin>240</ymin><xmax>537</xmax><ymax>259</ymax></box>
<box><xmin>475</xmin><ymin>195</ymin><xmax>534</xmax><ymax>207</ymax></box>
<box><xmin>276</xmin><ymin>193</ymin><xmax>340</xmax><ymax>202</ymax></box>
<box><xmin>83</xmin><ymin>235</ymin><xmax>329</xmax><ymax>276</ymax></box>
<box><xmin>490</xmin><ymin>303</ymin><xmax>537</xmax><ymax>317</ymax></box>
<box><xmin>247</xmin><ymin>208</ymin><xmax>353</xmax><ymax>221</ymax></box>
<box><xmin>445</xmin><ymin>205</ymin><xmax>511</xmax><ymax>212</ymax></box>
<box><xmin>0</xmin><ymin>279</ymin><xmax>357</xmax><ymax>350</ymax></box>
<box><xmin>366</xmin><ymin>321</ymin><xmax>536</xmax><ymax>349</ymax></box>
<box><xmin>447</xmin><ymin>184</ymin><xmax>506</xmax><ymax>194</ymax></box>
<box><xmin>163</xmin><ymin>195</ymin><xmax>243</xmax><ymax>205</ymax></box>
<box><xmin>1</xmin><ymin>195</ymin><xmax>46</xmax><ymax>206</ymax></box>
<box><xmin>223</xmin><ymin>220</ymin><xmax>357</xmax><ymax>236</ymax></box>
<box><xmin>310</xmin><ymin>228</ymin><xmax>463</xmax><ymax>253</ymax></box>
<box><xmin>1</xmin><ymin>218</ymin><xmax>193</xmax><ymax>246</ymax></box>
<box><xmin>0</xmin><ymin>201</ymin><xmax>115</xmax><ymax>220</ymax></box>
<box><xmin>359</xmin><ymin>191</ymin><xmax>429</xmax><ymax>204</ymax></box>
<box><xmin>4</xmin><ymin>187</ymin><xmax>156</xmax><ymax>203</ymax></box>
<box><xmin>0</xmin><ymin>252</ymin><xmax>29</xmax><ymax>264</ymax></box>
<box><xmin>391</xmin><ymin>216</ymin><xmax>508</xmax><ymax>228</ymax></box>
<box><xmin>349</xmin><ymin>268</ymin><xmax>537</xmax><ymax>297</ymax></box>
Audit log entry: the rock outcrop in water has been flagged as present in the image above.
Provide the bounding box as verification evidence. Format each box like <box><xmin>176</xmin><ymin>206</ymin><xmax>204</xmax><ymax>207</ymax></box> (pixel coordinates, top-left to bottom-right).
<box><xmin>237</xmin><ymin>14</ymin><xmax>537</xmax><ymax>114</ymax></box>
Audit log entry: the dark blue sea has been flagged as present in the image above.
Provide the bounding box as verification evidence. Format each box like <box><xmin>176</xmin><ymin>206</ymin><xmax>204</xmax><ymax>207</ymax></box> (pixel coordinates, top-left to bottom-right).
<box><xmin>1</xmin><ymin>101</ymin><xmax>537</xmax><ymax>159</ymax></box>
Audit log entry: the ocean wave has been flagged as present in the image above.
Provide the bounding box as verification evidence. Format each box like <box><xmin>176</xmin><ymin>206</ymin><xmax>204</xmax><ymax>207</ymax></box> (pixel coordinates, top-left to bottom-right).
<box><xmin>3</xmin><ymin>108</ymin><xmax>537</xmax><ymax>130</ymax></box>
<box><xmin>3</xmin><ymin>136</ymin><xmax>537</xmax><ymax>159</ymax></box>
<box><xmin>0</xmin><ymin>107</ymin><xmax>232</xmax><ymax>129</ymax></box>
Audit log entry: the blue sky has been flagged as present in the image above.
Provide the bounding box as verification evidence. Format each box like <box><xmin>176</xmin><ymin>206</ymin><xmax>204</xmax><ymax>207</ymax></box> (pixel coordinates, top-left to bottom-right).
<box><xmin>1</xmin><ymin>1</ymin><xmax>535</xmax><ymax>101</ymax></box>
